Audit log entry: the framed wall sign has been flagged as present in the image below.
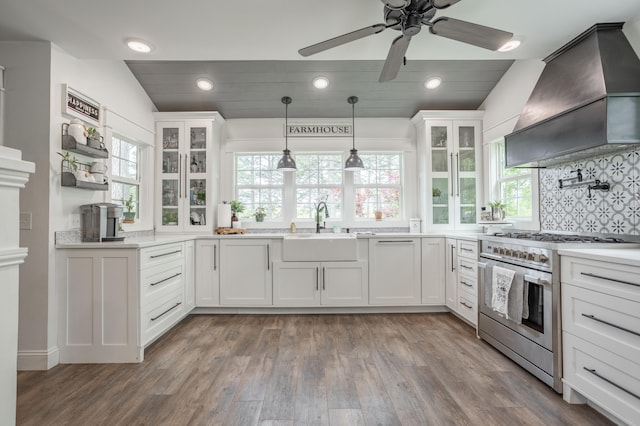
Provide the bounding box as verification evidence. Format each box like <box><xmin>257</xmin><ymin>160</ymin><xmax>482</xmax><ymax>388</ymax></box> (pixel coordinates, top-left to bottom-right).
<box><xmin>62</xmin><ymin>84</ymin><xmax>101</xmax><ymax>126</ymax></box>
<box><xmin>286</xmin><ymin>123</ymin><xmax>352</xmax><ymax>137</ymax></box>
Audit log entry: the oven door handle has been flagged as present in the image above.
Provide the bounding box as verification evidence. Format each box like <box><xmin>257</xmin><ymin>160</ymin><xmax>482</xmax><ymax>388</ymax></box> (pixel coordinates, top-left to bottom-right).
<box><xmin>477</xmin><ymin>262</ymin><xmax>487</xmax><ymax>269</ymax></box>
<box><xmin>524</xmin><ymin>275</ymin><xmax>550</xmax><ymax>286</ymax></box>
<box><xmin>480</xmin><ymin>253</ymin><xmax>502</xmax><ymax>261</ymax></box>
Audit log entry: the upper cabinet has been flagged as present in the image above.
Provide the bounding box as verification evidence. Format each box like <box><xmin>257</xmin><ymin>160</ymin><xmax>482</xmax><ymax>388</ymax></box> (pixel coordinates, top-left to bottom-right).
<box><xmin>154</xmin><ymin>113</ymin><xmax>224</xmax><ymax>233</ymax></box>
<box><xmin>413</xmin><ymin>111</ymin><xmax>483</xmax><ymax>230</ymax></box>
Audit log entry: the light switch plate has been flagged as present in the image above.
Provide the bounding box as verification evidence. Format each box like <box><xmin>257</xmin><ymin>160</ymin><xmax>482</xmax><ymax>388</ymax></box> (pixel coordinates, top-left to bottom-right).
<box><xmin>20</xmin><ymin>212</ymin><xmax>32</xmax><ymax>230</ymax></box>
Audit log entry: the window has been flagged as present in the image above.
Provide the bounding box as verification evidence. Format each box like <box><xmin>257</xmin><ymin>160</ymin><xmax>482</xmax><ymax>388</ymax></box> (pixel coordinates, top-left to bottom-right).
<box><xmin>295</xmin><ymin>153</ymin><xmax>342</xmax><ymax>219</ymax></box>
<box><xmin>494</xmin><ymin>141</ymin><xmax>533</xmax><ymax>219</ymax></box>
<box><xmin>235</xmin><ymin>154</ymin><xmax>283</xmax><ymax>219</ymax></box>
<box><xmin>354</xmin><ymin>153</ymin><xmax>402</xmax><ymax>220</ymax></box>
<box><xmin>111</xmin><ymin>134</ymin><xmax>140</xmax><ymax>218</ymax></box>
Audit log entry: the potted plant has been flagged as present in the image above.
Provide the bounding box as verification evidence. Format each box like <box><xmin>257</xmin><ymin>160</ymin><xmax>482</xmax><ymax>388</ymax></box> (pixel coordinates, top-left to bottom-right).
<box><xmin>230</xmin><ymin>200</ymin><xmax>244</xmax><ymax>227</ymax></box>
<box><xmin>489</xmin><ymin>200</ymin><xmax>506</xmax><ymax>221</ymax></box>
<box><xmin>121</xmin><ymin>193</ymin><xmax>136</xmax><ymax>223</ymax></box>
<box><xmin>254</xmin><ymin>207</ymin><xmax>266</xmax><ymax>222</ymax></box>
<box><xmin>85</xmin><ymin>127</ymin><xmax>103</xmax><ymax>149</ymax></box>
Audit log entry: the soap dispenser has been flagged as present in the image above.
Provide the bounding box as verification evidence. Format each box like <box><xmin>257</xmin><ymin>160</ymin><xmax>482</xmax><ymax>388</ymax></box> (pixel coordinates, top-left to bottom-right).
<box><xmin>290</xmin><ymin>222</ymin><xmax>296</xmax><ymax>233</ymax></box>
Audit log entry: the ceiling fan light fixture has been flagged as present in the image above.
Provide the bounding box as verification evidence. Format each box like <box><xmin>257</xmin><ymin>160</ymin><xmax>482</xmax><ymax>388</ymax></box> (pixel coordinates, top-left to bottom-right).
<box><xmin>196</xmin><ymin>78</ymin><xmax>214</xmax><ymax>91</ymax></box>
<box><xmin>126</xmin><ymin>38</ymin><xmax>153</xmax><ymax>53</ymax></box>
<box><xmin>344</xmin><ymin>96</ymin><xmax>364</xmax><ymax>171</ymax></box>
<box><xmin>425</xmin><ymin>77</ymin><xmax>442</xmax><ymax>89</ymax></box>
<box><xmin>498</xmin><ymin>39</ymin><xmax>521</xmax><ymax>52</ymax></box>
<box><xmin>277</xmin><ymin>96</ymin><xmax>296</xmax><ymax>171</ymax></box>
<box><xmin>312</xmin><ymin>76</ymin><xmax>329</xmax><ymax>89</ymax></box>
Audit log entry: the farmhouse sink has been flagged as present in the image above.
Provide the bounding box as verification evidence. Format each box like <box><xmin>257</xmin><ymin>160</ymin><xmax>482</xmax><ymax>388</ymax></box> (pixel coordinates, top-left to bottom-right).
<box><xmin>282</xmin><ymin>233</ymin><xmax>358</xmax><ymax>261</ymax></box>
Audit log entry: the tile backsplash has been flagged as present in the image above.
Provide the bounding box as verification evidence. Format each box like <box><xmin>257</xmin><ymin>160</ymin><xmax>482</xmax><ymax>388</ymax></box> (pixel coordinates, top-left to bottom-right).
<box><xmin>539</xmin><ymin>147</ymin><xmax>640</xmax><ymax>235</ymax></box>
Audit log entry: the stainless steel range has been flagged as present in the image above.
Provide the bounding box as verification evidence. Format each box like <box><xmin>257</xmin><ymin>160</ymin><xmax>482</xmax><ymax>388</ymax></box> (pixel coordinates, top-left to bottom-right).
<box><xmin>477</xmin><ymin>231</ymin><xmax>635</xmax><ymax>393</ymax></box>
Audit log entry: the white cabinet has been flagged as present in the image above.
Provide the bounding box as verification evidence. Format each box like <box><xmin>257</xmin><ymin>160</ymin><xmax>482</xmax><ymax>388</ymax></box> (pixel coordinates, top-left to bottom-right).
<box><xmin>154</xmin><ymin>113</ymin><xmax>224</xmax><ymax>233</ymax></box>
<box><xmin>412</xmin><ymin>111</ymin><xmax>483</xmax><ymax>229</ymax></box>
<box><xmin>368</xmin><ymin>238</ymin><xmax>421</xmax><ymax>305</ymax></box>
<box><xmin>445</xmin><ymin>238</ymin><xmax>457</xmax><ymax>309</ymax></box>
<box><xmin>561</xmin><ymin>253</ymin><xmax>640</xmax><ymax>424</ymax></box>
<box><xmin>184</xmin><ymin>240</ymin><xmax>195</xmax><ymax>311</ymax></box>
<box><xmin>273</xmin><ymin>261</ymin><xmax>368</xmax><ymax>307</ymax></box>
<box><xmin>219</xmin><ymin>239</ymin><xmax>278</xmax><ymax>306</ymax></box>
<box><xmin>421</xmin><ymin>237</ymin><xmax>445</xmax><ymax>305</ymax></box>
<box><xmin>195</xmin><ymin>239</ymin><xmax>220</xmax><ymax>306</ymax></box>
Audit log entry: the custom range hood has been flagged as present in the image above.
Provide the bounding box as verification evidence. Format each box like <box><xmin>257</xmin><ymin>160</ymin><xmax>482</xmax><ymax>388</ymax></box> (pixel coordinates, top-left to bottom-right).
<box><xmin>505</xmin><ymin>23</ymin><xmax>640</xmax><ymax>168</ymax></box>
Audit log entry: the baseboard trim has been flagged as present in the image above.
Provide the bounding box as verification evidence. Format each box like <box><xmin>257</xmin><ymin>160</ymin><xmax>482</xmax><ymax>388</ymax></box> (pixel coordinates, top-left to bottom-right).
<box><xmin>17</xmin><ymin>347</ymin><xmax>59</xmax><ymax>371</ymax></box>
<box><xmin>192</xmin><ymin>305</ymin><xmax>449</xmax><ymax>315</ymax></box>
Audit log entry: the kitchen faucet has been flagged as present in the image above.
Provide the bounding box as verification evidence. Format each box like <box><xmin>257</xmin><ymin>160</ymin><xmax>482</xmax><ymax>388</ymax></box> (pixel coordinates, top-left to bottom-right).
<box><xmin>315</xmin><ymin>201</ymin><xmax>330</xmax><ymax>233</ymax></box>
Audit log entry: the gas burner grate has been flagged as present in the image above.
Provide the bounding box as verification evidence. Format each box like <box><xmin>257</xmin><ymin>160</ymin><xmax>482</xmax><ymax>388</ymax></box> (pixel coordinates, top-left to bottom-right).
<box><xmin>493</xmin><ymin>232</ymin><xmax>628</xmax><ymax>244</ymax></box>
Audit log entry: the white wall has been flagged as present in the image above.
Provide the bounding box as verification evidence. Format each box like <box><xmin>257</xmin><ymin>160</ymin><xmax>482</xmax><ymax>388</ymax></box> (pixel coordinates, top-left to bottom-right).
<box><xmin>0</xmin><ymin>41</ymin><xmax>155</xmax><ymax>370</ymax></box>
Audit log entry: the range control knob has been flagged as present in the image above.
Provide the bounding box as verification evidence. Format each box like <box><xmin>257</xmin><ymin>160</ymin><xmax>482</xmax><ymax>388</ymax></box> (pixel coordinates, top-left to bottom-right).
<box><xmin>493</xmin><ymin>247</ymin><xmax>499</xmax><ymax>254</ymax></box>
<box><xmin>539</xmin><ymin>254</ymin><xmax>549</xmax><ymax>264</ymax></box>
<box><xmin>527</xmin><ymin>252</ymin><xmax>535</xmax><ymax>261</ymax></box>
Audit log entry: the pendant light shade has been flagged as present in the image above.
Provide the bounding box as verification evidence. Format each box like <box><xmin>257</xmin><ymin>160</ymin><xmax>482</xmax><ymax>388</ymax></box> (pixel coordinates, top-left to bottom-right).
<box><xmin>277</xmin><ymin>96</ymin><xmax>296</xmax><ymax>171</ymax></box>
<box><xmin>344</xmin><ymin>96</ymin><xmax>364</xmax><ymax>171</ymax></box>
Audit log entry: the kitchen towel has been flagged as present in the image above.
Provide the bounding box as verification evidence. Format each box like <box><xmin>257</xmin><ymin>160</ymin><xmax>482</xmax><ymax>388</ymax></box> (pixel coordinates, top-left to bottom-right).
<box><xmin>491</xmin><ymin>266</ymin><xmax>516</xmax><ymax>318</ymax></box>
<box><xmin>217</xmin><ymin>203</ymin><xmax>231</xmax><ymax>228</ymax></box>
<box><xmin>506</xmin><ymin>272</ymin><xmax>525</xmax><ymax>324</ymax></box>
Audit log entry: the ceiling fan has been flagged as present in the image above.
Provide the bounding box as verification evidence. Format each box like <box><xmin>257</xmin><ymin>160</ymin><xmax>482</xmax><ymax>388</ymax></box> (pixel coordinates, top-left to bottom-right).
<box><xmin>298</xmin><ymin>0</ymin><xmax>514</xmax><ymax>82</ymax></box>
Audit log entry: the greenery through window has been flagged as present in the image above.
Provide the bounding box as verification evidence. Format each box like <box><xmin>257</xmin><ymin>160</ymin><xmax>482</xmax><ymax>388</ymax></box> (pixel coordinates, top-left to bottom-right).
<box><xmin>354</xmin><ymin>153</ymin><xmax>402</xmax><ymax>219</ymax></box>
<box><xmin>111</xmin><ymin>135</ymin><xmax>140</xmax><ymax>217</ymax></box>
<box><xmin>496</xmin><ymin>141</ymin><xmax>532</xmax><ymax>218</ymax></box>
<box><xmin>295</xmin><ymin>153</ymin><xmax>342</xmax><ymax>219</ymax></box>
<box><xmin>235</xmin><ymin>154</ymin><xmax>284</xmax><ymax>219</ymax></box>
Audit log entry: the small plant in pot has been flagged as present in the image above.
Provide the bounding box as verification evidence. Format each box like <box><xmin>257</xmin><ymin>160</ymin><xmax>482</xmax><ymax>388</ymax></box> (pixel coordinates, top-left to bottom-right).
<box><xmin>229</xmin><ymin>200</ymin><xmax>244</xmax><ymax>227</ymax></box>
<box><xmin>254</xmin><ymin>207</ymin><xmax>266</xmax><ymax>222</ymax></box>
<box><xmin>85</xmin><ymin>127</ymin><xmax>103</xmax><ymax>149</ymax></box>
<box><xmin>121</xmin><ymin>194</ymin><xmax>136</xmax><ymax>224</ymax></box>
<box><xmin>489</xmin><ymin>200</ymin><xmax>506</xmax><ymax>221</ymax></box>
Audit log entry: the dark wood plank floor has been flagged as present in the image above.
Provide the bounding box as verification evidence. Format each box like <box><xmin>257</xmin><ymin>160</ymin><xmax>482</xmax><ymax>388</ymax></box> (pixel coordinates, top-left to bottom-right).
<box><xmin>17</xmin><ymin>313</ymin><xmax>612</xmax><ymax>425</ymax></box>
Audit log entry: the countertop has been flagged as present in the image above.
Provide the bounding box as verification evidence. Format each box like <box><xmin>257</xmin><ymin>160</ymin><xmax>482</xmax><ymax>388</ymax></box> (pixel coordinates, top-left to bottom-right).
<box><xmin>55</xmin><ymin>231</ymin><xmax>481</xmax><ymax>249</ymax></box>
<box><xmin>558</xmin><ymin>246</ymin><xmax>640</xmax><ymax>267</ymax></box>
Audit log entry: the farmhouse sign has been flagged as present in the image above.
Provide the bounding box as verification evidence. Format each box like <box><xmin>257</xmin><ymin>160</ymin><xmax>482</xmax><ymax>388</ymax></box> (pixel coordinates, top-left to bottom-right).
<box><xmin>286</xmin><ymin>124</ymin><xmax>352</xmax><ymax>137</ymax></box>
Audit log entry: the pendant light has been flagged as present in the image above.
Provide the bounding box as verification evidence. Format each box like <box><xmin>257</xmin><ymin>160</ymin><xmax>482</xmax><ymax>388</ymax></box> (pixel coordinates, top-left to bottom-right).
<box><xmin>277</xmin><ymin>96</ymin><xmax>296</xmax><ymax>171</ymax></box>
<box><xmin>344</xmin><ymin>96</ymin><xmax>364</xmax><ymax>171</ymax></box>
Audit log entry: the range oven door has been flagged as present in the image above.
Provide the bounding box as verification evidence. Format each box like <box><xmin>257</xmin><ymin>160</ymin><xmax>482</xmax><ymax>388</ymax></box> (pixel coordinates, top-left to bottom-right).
<box><xmin>479</xmin><ymin>258</ymin><xmax>553</xmax><ymax>351</ymax></box>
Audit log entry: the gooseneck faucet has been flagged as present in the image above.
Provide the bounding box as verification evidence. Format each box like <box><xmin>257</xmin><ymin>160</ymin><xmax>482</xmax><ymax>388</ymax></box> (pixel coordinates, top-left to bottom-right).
<box><xmin>315</xmin><ymin>201</ymin><xmax>330</xmax><ymax>233</ymax></box>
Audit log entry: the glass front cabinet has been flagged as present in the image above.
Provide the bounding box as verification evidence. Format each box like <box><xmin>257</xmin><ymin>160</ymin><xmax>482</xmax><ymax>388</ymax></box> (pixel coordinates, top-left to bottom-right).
<box><xmin>412</xmin><ymin>111</ymin><xmax>483</xmax><ymax>229</ymax></box>
<box><xmin>154</xmin><ymin>113</ymin><xmax>224</xmax><ymax>233</ymax></box>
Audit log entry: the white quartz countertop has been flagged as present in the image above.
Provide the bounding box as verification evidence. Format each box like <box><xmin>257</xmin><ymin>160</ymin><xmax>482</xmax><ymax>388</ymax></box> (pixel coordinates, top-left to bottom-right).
<box><xmin>55</xmin><ymin>231</ymin><xmax>480</xmax><ymax>249</ymax></box>
<box><xmin>558</xmin><ymin>247</ymin><xmax>640</xmax><ymax>267</ymax></box>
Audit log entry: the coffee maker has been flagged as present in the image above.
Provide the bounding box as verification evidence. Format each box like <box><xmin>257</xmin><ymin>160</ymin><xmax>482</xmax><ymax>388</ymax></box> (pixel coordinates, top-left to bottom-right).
<box><xmin>80</xmin><ymin>203</ymin><xmax>125</xmax><ymax>242</ymax></box>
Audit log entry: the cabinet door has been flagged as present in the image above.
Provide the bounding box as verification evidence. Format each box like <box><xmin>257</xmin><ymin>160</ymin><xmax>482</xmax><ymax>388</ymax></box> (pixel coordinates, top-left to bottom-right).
<box><xmin>157</xmin><ymin>122</ymin><xmax>184</xmax><ymax>230</ymax></box>
<box><xmin>273</xmin><ymin>262</ymin><xmax>320</xmax><ymax>306</ymax></box>
<box><xmin>453</xmin><ymin>121</ymin><xmax>481</xmax><ymax>226</ymax></box>
<box><xmin>445</xmin><ymin>238</ymin><xmax>458</xmax><ymax>309</ymax></box>
<box><xmin>369</xmin><ymin>238</ymin><xmax>421</xmax><ymax>305</ymax></box>
<box><xmin>195</xmin><ymin>239</ymin><xmax>219</xmax><ymax>306</ymax></box>
<box><xmin>427</xmin><ymin>121</ymin><xmax>454</xmax><ymax>226</ymax></box>
<box><xmin>321</xmin><ymin>261</ymin><xmax>368</xmax><ymax>306</ymax></box>
<box><xmin>421</xmin><ymin>238</ymin><xmax>445</xmax><ymax>305</ymax></box>
<box><xmin>184</xmin><ymin>240</ymin><xmax>195</xmax><ymax>311</ymax></box>
<box><xmin>185</xmin><ymin>122</ymin><xmax>211</xmax><ymax>231</ymax></box>
<box><xmin>219</xmin><ymin>239</ymin><xmax>273</xmax><ymax>306</ymax></box>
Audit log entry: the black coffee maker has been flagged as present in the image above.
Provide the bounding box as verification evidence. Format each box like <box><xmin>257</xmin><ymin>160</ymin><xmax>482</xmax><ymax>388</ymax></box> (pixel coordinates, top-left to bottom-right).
<box><xmin>80</xmin><ymin>203</ymin><xmax>125</xmax><ymax>242</ymax></box>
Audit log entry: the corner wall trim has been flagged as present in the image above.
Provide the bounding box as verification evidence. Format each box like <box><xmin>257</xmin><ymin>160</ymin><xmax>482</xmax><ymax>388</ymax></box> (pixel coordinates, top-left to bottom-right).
<box><xmin>17</xmin><ymin>347</ymin><xmax>59</xmax><ymax>371</ymax></box>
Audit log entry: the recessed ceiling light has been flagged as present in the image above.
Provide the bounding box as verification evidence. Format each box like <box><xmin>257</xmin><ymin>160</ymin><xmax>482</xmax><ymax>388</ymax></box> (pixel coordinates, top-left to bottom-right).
<box><xmin>424</xmin><ymin>77</ymin><xmax>442</xmax><ymax>90</ymax></box>
<box><xmin>126</xmin><ymin>38</ymin><xmax>153</xmax><ymax>53</ymax></box>
<box><xmin>312</xmin><ymin>76</ymin><xmax>329</xmax><ymax>89</ymax></box>
<box><xmin>498</xmin><ymin>39</ymin><xmax>521</xmax><ymax>52</ymax></box>
<box><xmin>196</xmin><ymin>78</ymin><xmax>214</xmax><ymax>91</ymax></box>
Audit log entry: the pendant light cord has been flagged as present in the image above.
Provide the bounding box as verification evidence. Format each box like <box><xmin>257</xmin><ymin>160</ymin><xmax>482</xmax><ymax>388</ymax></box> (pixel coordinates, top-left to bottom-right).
<box><xmin>352</xmin><ymin>101</ymin><xmax>355</xmax><ymax>150</ymax></box>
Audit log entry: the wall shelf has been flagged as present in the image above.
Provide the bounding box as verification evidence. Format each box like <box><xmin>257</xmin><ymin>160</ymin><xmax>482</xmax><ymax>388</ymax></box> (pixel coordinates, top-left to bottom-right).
<box><xmin>61</xmin><ymin>172</ymin><xmax>109</xmax><ymax>191</ymax></box>
<box><xmin>61</xmin><ymin>135</ymin><xmax>108</xmax><ymax>158</ymax></box>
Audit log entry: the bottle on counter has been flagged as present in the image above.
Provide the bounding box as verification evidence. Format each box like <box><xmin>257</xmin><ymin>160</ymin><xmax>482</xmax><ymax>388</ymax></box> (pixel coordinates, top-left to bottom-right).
<box><xmin>290</xmin><ymin>222</ymin><xmax>296</xmax><ymax>233</ymax></box>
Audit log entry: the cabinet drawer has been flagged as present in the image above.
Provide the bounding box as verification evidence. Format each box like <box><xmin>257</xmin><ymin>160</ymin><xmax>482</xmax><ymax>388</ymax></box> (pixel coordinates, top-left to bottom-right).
<box><xmin>142</xmin><ymin>288</ymin><xmax>184</xmax><ymax>346</ymax></box>
<box><xmin>457</xmin><ymin>240</ymin><xmax>478</xmax><ymax>259</ymax></box>
<box><xmin>458</xmin><ymin>273</ymin><xmax>477</xmax><ymax>296</ymax></box>
<box><xmin>457</xmin><ymin>293</ymin><xmax>477</xmax><ymax>325</ymax></box>
<box><xmin>140</xmin><ymin>243</ymin><xmax>185</xmax><ymax>270</ymax></box>
<box><xmin>563</xmin><ymin>332</ymin><xmax>640</xmax><ymax>425</ymax></box>
<box><xmin>458</xmin><ymin>257</ymin><xmax>477</xmax><ymax>276</ymax></box>
<box><xmin>141</xmin><ymin>260</ymin><xmax>184</xmax><ymax>303</ymax></box>
<box><xmin>561</xmin><ymin>256</ymin><xmax>640</xmax><ymax>302</ymax></box>
<box><xmin>562</xmin><ymin>283</ymin><xmax>640</xmax><ymax>362</ymax></box>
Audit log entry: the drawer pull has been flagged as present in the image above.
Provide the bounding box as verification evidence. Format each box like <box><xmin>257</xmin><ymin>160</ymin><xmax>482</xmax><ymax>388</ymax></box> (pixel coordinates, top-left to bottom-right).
<box><xmin>581</xmin><ymin>314</ymin><xmax>640</xmax><ymax>338</ymax></box>
<box><xmin>460</xmin><ymin>301</ymin><xmax>473</xmax><ymax>309</ymax></box>
<box><xmin>460</xmin><ymin>280</ymin><xmax>473</xmax><ymax>288</ymax></box>
<box><xmin>378</xmin><ymin>240</ymin><xmax>414</xmax><ymax>244</ymax></box>
<box><xmin>583</xmin><ymin>367</ymin><xmax>640</xmax><ymax>400</ymax></box>
<box><xmin>150</xmin><ymin>272</ymin><xmax>182</xmax><ymax>286</ymax></box>
<box><xmin>461</xmin><ymin>247</ymin><xmax>474</xmax><ymax>252</ymax></box>
<box><xmin>460</xmin><ymin>264</ymin><xmax>474</xmax><ymax>271</ymax></box>
<box><xmin>580</xmin><ymin>272</ymin><xmax>640</xmax><ymax>288</ymax></box>
<box><xmin>150</xmin><ymin>249</ymin><xmax>182</xmax><ymax>259</ymax></box>
<box><xmin>151</xmin><ymin>302</ymin><xmax>182</xmax><ymax>322</ymax></box>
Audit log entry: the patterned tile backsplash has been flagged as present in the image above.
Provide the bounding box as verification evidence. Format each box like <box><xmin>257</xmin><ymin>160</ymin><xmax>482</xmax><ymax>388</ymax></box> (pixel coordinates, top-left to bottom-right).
<box><xmin>539</xmin><ymin>146</ymin><xmax>640</xmax><ymax>235</ymax></box>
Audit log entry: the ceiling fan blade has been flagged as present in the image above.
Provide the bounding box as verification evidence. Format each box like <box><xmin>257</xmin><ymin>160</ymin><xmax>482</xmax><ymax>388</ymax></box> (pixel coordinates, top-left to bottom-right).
<box><xmin>379</xmin><ymin>35</ymin><xmax>411</xmax><ymax>82</ymax></box>
<box><xmin>430</xmin><ymin>17</ymin><xmax>513</xmax><ymax>51</ymax></box>
<box><xmin>433</xmin><ymin>0</ymin><xmax>461</xmax><ymax>9</ymax></box>
<box><xmin>298</xmin><ymin>24</ymin><xmax>386</xmax><ymax>57</ymax></box>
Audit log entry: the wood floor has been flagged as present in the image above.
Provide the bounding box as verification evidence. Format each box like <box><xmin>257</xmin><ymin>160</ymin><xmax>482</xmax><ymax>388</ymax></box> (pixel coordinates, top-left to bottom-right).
<box><xmin>17</xmin><ymin>313</ymin><xmax>612</xmax><ymax>425</ymax></box>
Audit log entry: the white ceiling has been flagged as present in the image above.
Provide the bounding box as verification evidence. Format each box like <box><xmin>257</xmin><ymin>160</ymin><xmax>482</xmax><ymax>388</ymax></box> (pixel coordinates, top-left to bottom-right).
<box><xmin>1</xmin><ymin>0</ymin><xmax>640</xmax><ymax>117</ymax></box>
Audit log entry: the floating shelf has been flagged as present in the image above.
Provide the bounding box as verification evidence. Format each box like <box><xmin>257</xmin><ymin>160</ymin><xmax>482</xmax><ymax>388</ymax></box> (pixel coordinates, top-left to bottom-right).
<box><xmin>61</xmin><ymin>135</ymin><xmax>108</xmax><ymax>158</ymax></box>
<box><xmin>61</xmin><ymin>172</ymin><xmax>109</xmax><ymax>191</ymax></box>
